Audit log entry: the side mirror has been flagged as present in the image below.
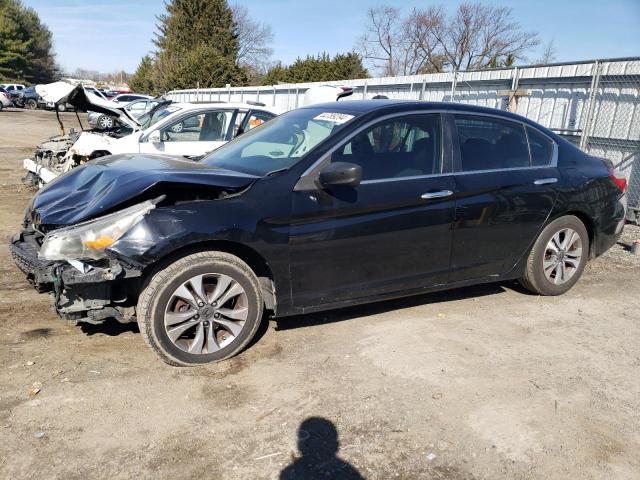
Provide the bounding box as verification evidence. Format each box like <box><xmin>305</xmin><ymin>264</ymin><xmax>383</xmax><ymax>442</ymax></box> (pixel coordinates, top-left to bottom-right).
<box><xmin>148</xmin><ymin>130</ymin><xmax>161</xmax><ymax>144</ymax></box>
<box><xmin>318</xmin><ymin>162</ymin><xmax>362</xmax><ymax>188</ymax></box>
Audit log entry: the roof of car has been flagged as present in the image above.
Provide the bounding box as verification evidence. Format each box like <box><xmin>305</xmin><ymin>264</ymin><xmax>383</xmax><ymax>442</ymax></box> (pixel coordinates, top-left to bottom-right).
<box><xmin>171</xmin><ymin>102</ymin><xmax>283</xmax><ymax>114</ymax></box>
<box><xmin>300</xmin><ymin>99</ymin><xmax>537</xmax><ymax>125</ymax></box>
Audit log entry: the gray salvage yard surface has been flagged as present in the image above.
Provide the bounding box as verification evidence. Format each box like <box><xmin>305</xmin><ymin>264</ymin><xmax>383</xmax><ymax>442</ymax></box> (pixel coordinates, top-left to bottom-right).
<box><xmin>1</xmin><ymin>109</ymin><xmax>639</xmax><ymax>480</ymax></box>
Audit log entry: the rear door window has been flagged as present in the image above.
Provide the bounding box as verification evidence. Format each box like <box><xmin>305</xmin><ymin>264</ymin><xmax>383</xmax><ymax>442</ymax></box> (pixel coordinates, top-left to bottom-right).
<box><xmin>526</xmin><ymin>127</ymin><xmax>554</xmax><ymax>166</ymax></box>
<box><xmin>454</xmin><ymin>115</ymin><xmax>530</xmax><ymax>171</ymax></box>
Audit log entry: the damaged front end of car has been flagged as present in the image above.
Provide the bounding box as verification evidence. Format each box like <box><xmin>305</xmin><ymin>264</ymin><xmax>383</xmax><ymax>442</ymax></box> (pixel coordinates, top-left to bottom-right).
<box><xmin>11</xmin><ymin>154</ymin><xmax>259</xmax><ymax>324</ymax></box>
<box><xmin>12</xmin><ymin>198</ymin><xmax>162</xmax><ymax>323</ymax></box>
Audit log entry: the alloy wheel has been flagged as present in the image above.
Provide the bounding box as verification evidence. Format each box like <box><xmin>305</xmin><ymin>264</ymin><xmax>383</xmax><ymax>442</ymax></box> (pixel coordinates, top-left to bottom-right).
<box><xmin>164</xmin><ymin>273</ymin><xmax>249</xmax><ymax>355</ymax></box>
<box><xmin>543</xmin><ymin>228</ymin><xmax>583</xmax><ymax>285</ymax></box>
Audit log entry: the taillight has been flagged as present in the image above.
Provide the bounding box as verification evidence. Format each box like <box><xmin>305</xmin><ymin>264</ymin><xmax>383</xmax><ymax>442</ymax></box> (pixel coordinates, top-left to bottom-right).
<box><xmin>609</xmin><ymin>169</ymin><xmax>627</xmax><ymax>192</ymax></box>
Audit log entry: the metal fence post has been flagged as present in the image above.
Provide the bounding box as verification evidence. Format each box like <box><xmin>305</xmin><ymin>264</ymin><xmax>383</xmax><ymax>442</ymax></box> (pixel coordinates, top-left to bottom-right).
<box><xmin>450</xmin><ymin>70</ymin><xmax>457</xmax><ymax>102</ymax></box>
<box><xmin>580</xmin><ymin>60</ymin><xmax>601</xmax><ymax>150</ymax></box>
<box><xmin>420</xmin><ymin>78</ymin><xmax>426</xmax><ymax>101</ymax></box>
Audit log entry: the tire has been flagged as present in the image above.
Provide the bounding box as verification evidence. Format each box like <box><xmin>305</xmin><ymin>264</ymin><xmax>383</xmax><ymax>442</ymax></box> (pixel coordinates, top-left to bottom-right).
<box><xmin>520</xmin><ymin>215</ymin><xmax>589</xmax><ymax>296</ymax></box>
<box><xmin>57</xmin><ymin>103</ymin><xmax>67</xmax><ymax>112</ymax></box>
<box><xmin>137</xmin><ymin>251</ymin><xmax>264</xmax><ymax>366</ymax></box>
<box><xmin>170</xmin><ymin>122</ymin><xmax>184</xmax><ymax>133</ymax></box>
<box><xmin>97</xmin><ymin>115</ymin><xmax>114</xmax><ymax>129</ymax></box>
<box><xmin>25</xmin><ymin>98</ymin><xmax>38</xmax><ymax>109</ymax></box>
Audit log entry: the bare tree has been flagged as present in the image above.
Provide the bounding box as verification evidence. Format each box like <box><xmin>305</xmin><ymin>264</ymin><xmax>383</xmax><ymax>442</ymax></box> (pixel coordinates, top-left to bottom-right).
<box><xmin>356</xmin><ymin>6</ymin><xmax>403</xmax><ymax>76</ymax></box>
<box><xmin>436</xmin><ymin>4</ymin><xmax>539</xmax><ymax>71</ymax></box>
<box><xmin>404</xmin><ymin>6</ymin><xmax>447</xmax><ymax>74</ymax></box>
<box><xmin>357</xmin><ymin>3</ymin><xmax>540</xmax><ymax>76</ymax></box>
<box><xmin>232</xmin><ymin>3</ymin><xmax>274</xmax><ymax>70</ymax></box>
<box><xmin>536</xmin><ymin>38</ymin><xmax>557</xmax><ymax>65</ymax></box>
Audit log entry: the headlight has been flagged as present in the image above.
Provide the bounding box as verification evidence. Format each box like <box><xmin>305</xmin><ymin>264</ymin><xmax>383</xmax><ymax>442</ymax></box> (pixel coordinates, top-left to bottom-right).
<box><xmin>39</xmin><ymin>199</ymin><xmax>159</xmax><ymax>261</ymax></box>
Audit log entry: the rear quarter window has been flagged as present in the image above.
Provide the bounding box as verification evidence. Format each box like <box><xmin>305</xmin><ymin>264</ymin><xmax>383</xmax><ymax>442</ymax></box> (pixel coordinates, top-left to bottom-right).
<box><xmin>527</xmin><ymin>127</ymin><xmax>554</xmax><ymax>166</ymax></box>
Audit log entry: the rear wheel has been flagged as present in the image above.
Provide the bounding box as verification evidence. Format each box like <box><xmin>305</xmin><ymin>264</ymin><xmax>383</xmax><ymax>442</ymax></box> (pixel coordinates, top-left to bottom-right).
<box><xmin>137</xmin><ymin>252</ymin><xmax>264</xmax><ymax>366</ymax></box>
<box><xmin>57</xmin><ymin>103</ymin><xmax>67</xmax><ymax>112</ymax></box>
<box><xmin>520</xmin><ymin>215</ymin><xmax>589</xmax><ymax>296</ymax></box>
<box><xmin>25</xmin><ymin>98</ymin><xmax>37</xmax><ymax>109</ymax></box>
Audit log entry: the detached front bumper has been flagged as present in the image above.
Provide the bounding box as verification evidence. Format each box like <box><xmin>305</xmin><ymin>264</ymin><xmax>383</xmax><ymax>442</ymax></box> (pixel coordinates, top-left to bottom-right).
<box><xmin>10</xmin><ymin>230</ymin><xmax>143</xmax><ymax>322</ymax></box>
<box><xmin>23</xmin><ymin>158</ymin><xmax>59</xmax><ymax>184</ymax></box>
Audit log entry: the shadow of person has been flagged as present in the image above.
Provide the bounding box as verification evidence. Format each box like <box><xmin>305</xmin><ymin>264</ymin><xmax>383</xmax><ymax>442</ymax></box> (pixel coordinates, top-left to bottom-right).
<box><xmin>280</xmin><ymin>417</ymin><xmax>363</xmax><ymax>480</ymax></box>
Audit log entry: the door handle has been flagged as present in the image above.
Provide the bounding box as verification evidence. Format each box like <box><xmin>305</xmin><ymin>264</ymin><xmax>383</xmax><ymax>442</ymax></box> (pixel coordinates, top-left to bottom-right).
<box><xmin>421</xmin><ymin>190</ymin><xmax>454</xmax><ymax>200</ymax></box>
<box><xmin>533</xmin><ymin>177</ymin><xmax>558</xmax><ymax>185</ymax></box>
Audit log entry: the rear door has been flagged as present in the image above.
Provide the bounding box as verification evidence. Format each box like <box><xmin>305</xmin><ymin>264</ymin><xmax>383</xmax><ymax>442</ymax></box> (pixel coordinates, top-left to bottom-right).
<box><xmin>449</xmin><ymin>114</ymin><xmax>559</xmax><ymax>281</ymax></box>
<box><xmin>289</xmin><ymin>113</ymin><xmax>456</xmax><ymax>307</ymax></box>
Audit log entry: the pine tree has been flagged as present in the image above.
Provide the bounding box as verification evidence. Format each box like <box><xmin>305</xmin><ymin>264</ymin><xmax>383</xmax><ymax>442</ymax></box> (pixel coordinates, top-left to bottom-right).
<box><xmin>0</xmin><ymin>0</ymin><xmax>57</xmax><ymax>83</ymax></box>
<box><xmin>129</xmin><ymin>55</ymin><xmax>156</xmax><ymax>94</ymax></box>
<box><xmin>152</xmin><ymin>0</ymin><xmax>247</xmax><ymax>91</ymax></box>
<box><xmin>331</xmin><ymin>53</ymin><xmax>369</xmax><ymax>80</ymax></box>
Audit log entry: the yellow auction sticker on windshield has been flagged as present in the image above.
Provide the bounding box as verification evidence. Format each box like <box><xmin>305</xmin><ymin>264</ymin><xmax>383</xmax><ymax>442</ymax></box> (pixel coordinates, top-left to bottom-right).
<box><xmin>313</xmin><ymin>112</ymin><xmax>355</xmax><ymax>125</ymax></box>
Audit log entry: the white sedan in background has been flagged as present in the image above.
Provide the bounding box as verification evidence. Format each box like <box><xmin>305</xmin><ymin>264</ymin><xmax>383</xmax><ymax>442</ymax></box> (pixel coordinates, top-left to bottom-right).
<box><xmin>24</xmin><ymin>93</ymin><xmax>282</xmax><ymax>185</ymax></box>
<box><xmin>87</xmin><ymin>97</ymin><xmax>159</xmax><ymax>129</ymax></box>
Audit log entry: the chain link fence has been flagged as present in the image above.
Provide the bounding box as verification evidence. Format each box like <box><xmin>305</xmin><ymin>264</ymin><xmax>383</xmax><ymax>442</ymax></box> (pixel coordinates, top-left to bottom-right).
<box><xmin>577</xmin><ymin>61</ymin><xmax>640</xmax><ymax>223</ymax></box>
<box><xmin>167</xmin><ymin>57</ymin><xmax>640</xmax><ymax>222</ymax></box>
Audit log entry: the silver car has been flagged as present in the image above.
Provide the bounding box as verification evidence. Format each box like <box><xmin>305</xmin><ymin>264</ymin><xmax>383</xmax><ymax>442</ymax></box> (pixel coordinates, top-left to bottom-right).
<box><xmin>88</xmin><ymin>98</ymin><xmax>161</xmax><ymax>129</ymax></box>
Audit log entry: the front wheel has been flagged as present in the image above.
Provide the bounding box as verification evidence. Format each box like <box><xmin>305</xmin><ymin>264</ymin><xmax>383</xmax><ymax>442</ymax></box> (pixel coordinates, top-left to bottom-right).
<box><xmin>25</xmin><ymin>98</ymin><xmax>38</xmax><ymax>109</ymax></box>
<box><xmin>137</xmin><ymin>252</ymin><xmax>264</xmax><ymax>366</ymax></box>
<box><xmin>520</xmin><ymin>215</ymin><xmax>589</xmax><ymax>296</ymax></box>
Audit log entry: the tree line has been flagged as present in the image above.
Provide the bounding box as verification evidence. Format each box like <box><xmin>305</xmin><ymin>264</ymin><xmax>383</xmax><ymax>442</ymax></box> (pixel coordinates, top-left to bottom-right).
<box><xmin>131</xmin><ymin>0</ymin><xmax>553</xmax><ymax>93</ymax></box>
<box><xmin>1</xmin><ymin>0</ymin><xmax>554</xmax><ymax>91</ymax></box>
<box><xmin>129</xmin><ymin>0</ymin><xmax>369</xmax><ymax>93</ymax></box>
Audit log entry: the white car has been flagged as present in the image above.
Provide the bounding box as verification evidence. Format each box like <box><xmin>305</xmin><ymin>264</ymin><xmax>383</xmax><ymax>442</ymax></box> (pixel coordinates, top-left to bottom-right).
<box><xmin>111</xmin><ymin>93</ymin><xmax>152</xmax><ymax>103</ymax></box>
<box><xmin>0</xmin><ymin>83</ymin><xmax>25</xmax><ymax>92</ymax></box>
<box><xmin>0</xmin><ymin>90</ymin><xmax>12</xmax><ymax>110</ymax></box>
<box><xmin>24</xmin><ymin>82</ymin><xmax>282</xmax><ymax>186</ymax></box>
<box><xmin>87</xmin><ymin>97</ymin><xmax>161</xmax><ymax>129</ymax></box>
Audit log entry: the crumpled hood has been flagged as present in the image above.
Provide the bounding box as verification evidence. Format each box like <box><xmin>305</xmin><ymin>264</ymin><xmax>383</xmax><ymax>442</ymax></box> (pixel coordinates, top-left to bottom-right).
<box><xmin>35</xmin><ymin>82</ymin><xmax>139</xmax><ymax>129</ymax></box>
<box><xmin>31</xmin><ymin>153</ymin><xmax>259</xmax><ymax>226</ymax></box>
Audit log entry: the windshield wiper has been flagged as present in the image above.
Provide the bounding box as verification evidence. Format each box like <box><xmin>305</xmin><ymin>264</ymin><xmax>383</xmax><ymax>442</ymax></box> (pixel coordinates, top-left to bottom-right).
<box><xmin>265</xmin><ymin>168</ymin><xmax>288</xmax><ymax>177</ymax></box>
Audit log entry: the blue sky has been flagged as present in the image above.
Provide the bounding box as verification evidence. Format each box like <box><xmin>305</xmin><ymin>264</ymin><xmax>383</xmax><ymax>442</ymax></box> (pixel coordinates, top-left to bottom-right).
<box><xmin>22</xmin><ymin>0</ymin><xmax>640</xmax><ymax>74</ymax></box>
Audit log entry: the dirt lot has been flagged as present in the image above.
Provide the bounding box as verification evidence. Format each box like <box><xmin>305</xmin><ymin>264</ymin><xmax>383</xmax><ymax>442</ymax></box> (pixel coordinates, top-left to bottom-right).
<box><xmin>0</xmin><ymin>108</ymin><xmax>639</xmax><ymax>480</ymax></box>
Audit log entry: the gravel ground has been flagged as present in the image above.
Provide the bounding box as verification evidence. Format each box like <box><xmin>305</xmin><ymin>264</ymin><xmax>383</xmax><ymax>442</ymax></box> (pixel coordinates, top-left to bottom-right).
<box><xmin>0</xmin><ymin>109</ymin><xmax>639</xmax><ymax>480</ymax></box>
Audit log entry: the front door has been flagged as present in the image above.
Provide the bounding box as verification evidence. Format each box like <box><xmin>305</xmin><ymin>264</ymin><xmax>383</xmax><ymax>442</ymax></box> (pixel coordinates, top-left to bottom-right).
<box><xmin>289</xmin><ymin>113</ymin><xmax>456</xmax><ymax>308</ymax></box>
<box><xmin>449</xmin><ymin>114</ymin><xmax>559</xmax><ymax>281</ymax></box>
<box><xmin>140</xmin><ymin>109</ymin><xmax>236</xmax><ymax>157</ymax></box>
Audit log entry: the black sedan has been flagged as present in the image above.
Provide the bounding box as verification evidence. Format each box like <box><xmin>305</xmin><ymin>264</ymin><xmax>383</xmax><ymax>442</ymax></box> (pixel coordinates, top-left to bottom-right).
<box><xmin>11</xmin><ymin>100</ymin><xmax>628</xmax><ymax>366</ymax></box>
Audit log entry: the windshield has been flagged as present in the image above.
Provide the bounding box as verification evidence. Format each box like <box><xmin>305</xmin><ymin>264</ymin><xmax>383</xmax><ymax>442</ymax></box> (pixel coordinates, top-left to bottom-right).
<box><xmin>202</xmin><ymin>108</ymin><xmax>358</xmax><ymax>175</ymax></box>
<box><xmin>139</xmin><ymin>105</ymin><xmax>181</xmax><ymax>130</ymax></box>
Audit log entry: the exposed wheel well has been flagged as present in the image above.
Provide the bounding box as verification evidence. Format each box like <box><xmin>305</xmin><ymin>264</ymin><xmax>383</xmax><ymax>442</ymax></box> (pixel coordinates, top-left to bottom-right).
<box><xmin>142</xmin><ymin>240</ymin><xmax>277</xmax><ymax>312</ymax></box>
